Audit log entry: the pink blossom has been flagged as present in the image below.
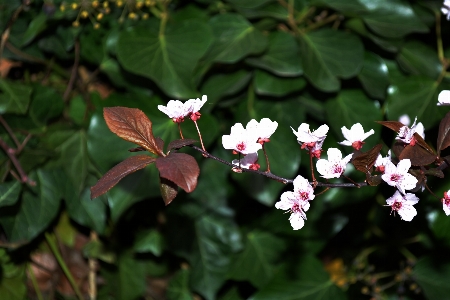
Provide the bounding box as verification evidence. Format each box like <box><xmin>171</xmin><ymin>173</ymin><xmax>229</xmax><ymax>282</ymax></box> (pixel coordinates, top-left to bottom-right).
<box><xmin>246</xmin><ymin>118</ymin><xmax>278</xmax><ymax>144</ymax></box>
<box><xmin>157</xmin><ymin>100</ymin><xmax>191</xmax><ymax>123</ymax></box>
<box><xmin>316</xmin><ymin>148</ymin><xmax>353</xmax><ymax>179</ymax></box>
<box><xmin>291</xmin><ymin>123</ymin><xmax>329</xmax><ymax>158</ymax></box>
<box><xmin>338</xmin><ymin>123</ymin><xmax>374</xmax><ymax>150</ymax></box>
<box><xmin>438</xmin><ymin>90</ymin><xmax>450</xmax><ymax>106</ymax></box>
<box><xmin>222</xmin><ymin>123</ymin><xmax>262</xmax><ymax>155</ymax></box>
<box><xmin>374</xmin><ymin>150</ymin><xmax>391</xmax><ymax>173</ymax></box>
<box><xmin>385</xmin><ymin>190</ymin><xmax>419</xmax><ymax>221</ymax></box>
<box><xmin>275</xmin><ymin>175</ymin><xmax>314</xmax><ymax>230</ymax></box>
<box><xmin>185</xmin><ymin>95</ymin><xmax>207</xmax><ymax>121</ymax></box>
<box><xmin>232</xmin><ymin>152</ymin><xmax>260</xmax><ymax>170</ymax></box>
<box><xmin>442</xmin><ymin>191</ymin><xmax>450</xmax><ymax>216</ymax></box>
<box><xmin>396</xmin><ymin>117</ymin><xmax>423</xmax><ymax>146</ymax></box>
<box><xmin>381</xmin><ymin>159</ymin><xmax>417</xmax><ymax>194</ymax></box>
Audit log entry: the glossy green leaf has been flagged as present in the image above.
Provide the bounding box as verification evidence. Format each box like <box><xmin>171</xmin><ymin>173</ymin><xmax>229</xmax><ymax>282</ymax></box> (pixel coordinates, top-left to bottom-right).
<box><xmin>0</xmin><ymin>79</ymin><xmax>32</xmax><ymax>114</ymax></box>
<box><xmin>227</xmin><ymin>230</ymin><xmax>286</xmax><ymax>288</ymax></box>
<box><xmin>21</xmin><ymin>13</ymin><xmax>47</xmax><ymax>46</ymax></box>
<box><xmin>386</xmin><ymin>75</ymin><xmax>444</xmax><ymax>128</ymax></box>
<box><xmin>326</xmin><ymin>90</ymin><xmax>382</xmax><ymax>151</ymax></box>
<box><xmin>254</xmin><ymin>70</ymin><xmax>306</xmax><ymax>97</ymax></box>
<box><xmin>134</xmin><ymin>229</ymin><xmax>164</xmax><ymax>256</ymax></box>
<box><xmin>117</xmin><ymin>20</ymin><xmax>213</xmax><ymax>98</ymax></box>
<box><xmin>246</xmin><ymin>31</ymin><xmax>303</xmax><ymax>76</ymax></box>
<box><xmin>249</xmin><ymin>255</ymin><xmax>347</xmax><ymax>300</ymax></box>
<box><xmin>202</xmin><ymin>13</ymin><xmax>268</xmax><ymax>64</ymax></box>
<box><xmin>0</xmin><ymin>169</ymin><xmax>61</xmax><ymax>243</ymax></box>
<box><xmin>357</xmin><ymin>52</ymin><xmax>389</xmax><ymax>100</ymax></box>
<box><xmin>300</xmin><ymin>29</ymin><xmax>363</xmax><ymax>92</ymax></box>
<box><xmin>0</xmin><ymin>181</ymin><xmax>21</xmax><ymax>208</ymax></box>
<box><xmin>413</xmin><ymin>256</ymin><xmax>450</xmax><ymax>300</ymax></box>
<box><xmin>397</xmin><ymin>41</ymin><xmax>442</xmax><ymax>79</ymax></box>
<box><xmin>167</xmin><ymin>269</ymin><xmax>195</xmax><ymax>300</ymax></box>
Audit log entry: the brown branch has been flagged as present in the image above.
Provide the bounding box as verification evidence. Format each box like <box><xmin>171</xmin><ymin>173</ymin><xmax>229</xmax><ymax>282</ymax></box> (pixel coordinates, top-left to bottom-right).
<box><xmin>0</xmin><ymin>115</ymin><xmax>20</xmax><ymax>148</ymax></box>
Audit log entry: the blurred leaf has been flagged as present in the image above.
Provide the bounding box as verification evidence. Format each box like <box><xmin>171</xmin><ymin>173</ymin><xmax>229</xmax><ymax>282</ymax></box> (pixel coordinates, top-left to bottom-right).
<box><xmin>38</xmin><ymin>35</ymin><xmax>72</xmax><ymax>59</ymax></box>
<box><xmin>397</xmin><ymin>41</ymin><xmax>442</xmax><ymax>79</ymax></box>
<box><xmin>0</xmin><ymin>249</ymin><xmax>26</xmax><ymax>300</ymax></box>
<box><xmin>134</xmin><ymin>229</ymin><xmax>164</xmax><ymax>256</ymax></box>
<box><xmin>167</xmin><ymin>269</ymin><xmax>194</xmax><ymax>300</ymax></box>
<box><xmin>227</xmin><ymin>230</ymin><xmax>286</xmax><ymax>288</ymax></box>
<box><xmin>246</xmin><ymin>31</ymin><xmax>303</xmax><ymax>76</ymax></box>
<box><xmin>20</xmin><ymin>13</ymin><xmax>47</xmax><ymax>46</ymax></box>
<box><xmin>226</xmin><ymin>0</ymin><xmax>273</xmax><ymax>8</ymax></box>
<box><xmin>117</xmin><ymin>20</ymin><xmax>213</xmax><ymax>98</ymax></box>
<box><xmin>0</xmin><ymin>181</ymin><xmax>21</xmax><ymax>208</ymax></box>
<box><xmin>300</xmin><ymin>29</ymin><xmax>363</xmax><ymax>92</ymax></box>
<box><xmin>68</xmin><ymin>95</ymin><xmax>87</xmax><ymax>126</ymax></box>
<box><xmin>29</xmin><ymin>85</ymin><xmax>64</xmax><ymax>126</ymax></box>
<box><xmin>254</xmin><ymin>70</ymin><xmax>306</xmax><ymax>97</ymax></box>
<box><xmin>414</xmin><ymin>256</ymin><xmax>450</xmax><ymax>300</ymax></box>
<box><xmin>114</xmin><ymin>252</ymin><xmax>146</xmax><ymax>300</ymax></box>
<box><xmin>357</xmin><ymin>52</ymin><xmax>389</xmax><ymax>99</ymax></box>
<box><xmin>0</xmin><ymin>79</ymin><xmax>32</xmax><ymax>114</ymax></box>
<box><xmin>249</xmin><ymin>255</ymin><xmax>347</xmax><ymax>300</ymax></box>
<box><xmin>202</xmin><ymin>13</ymin><xmax>268</xmax><ymax>64</ymax></box>
<box><xmin>238</xmin><ymin>2</ymin><xmax>288</xmax><ymax>19</ymax></box>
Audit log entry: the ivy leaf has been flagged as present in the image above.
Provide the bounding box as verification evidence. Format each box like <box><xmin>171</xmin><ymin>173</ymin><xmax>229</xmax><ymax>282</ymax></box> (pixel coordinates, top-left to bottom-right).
<box><xmin>357</xmin><ymin>52</ymin><xmax>389</xmax><ymax>99</ymax></box>
<box><xmin>103</xmin><ymin>107</ymin><xmax>163</xmax><ymax>156</ymax></box>
<box><xmin>91</xmin><ymin>155</ymin><xmax>156</xmax><ymax>199</ymax></box>
<box><xmin>0</xmin><ymin>79</ymin><xmax>32</xmax><ymax>114</ymax></box>
<box><xmin>155</xmin><ymin>153</ymin><xmax>200</xmax><ymax>193</ymax></box>
<box><xmin>254</xmin><ymin>70</ymin><xmax>306</xmax><ymax>97</ymax></box>
<box><xmin>167</xmin><ymin>269</ymin><xmax>194</xmax><ymax>300</ymax></box>
<box><xmin>0</xmin><ymin>181</ymin><xmax>21</xmax><ymax>208</ymax></box>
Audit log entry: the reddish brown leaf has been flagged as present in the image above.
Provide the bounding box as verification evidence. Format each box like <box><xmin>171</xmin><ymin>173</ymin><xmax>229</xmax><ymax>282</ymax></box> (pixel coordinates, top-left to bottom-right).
<box><xmin>128</xmin><ymin>146</ymin><xmax>146</xmax><ymax>152</ymax></box>
<box><xmin>155</xmin><ymin>137</ymin><xmax>165</xmax><ymax>153</ymax></box>
<box><xmin>90</xmin><ymin>155</ymin><xmax>156</xmax><ymax>199</ymax></box>
<box><xmin>399</xmin><ymin>144</ymin><xmax>436</xmax><ymax>166</ymax></box>
<box><xmin>366</xmin><ymin>174</ymin><xmax>382</xmax><ymax>186</ymax></box>
<box><xmin>351</xmin><ymin>144</ymin><xmax>383</xmax><ymax>174</ymax></box>
<box><xmin>424</xmin><ymin>168</ymin><xmax>444</xmax><ymax>178</ymax></box>
<box><xmin>160</xmin><ymin>177</ymin><xmax>178</xmax><ymax>205</ymax></box>
<box><xmin>437</xmin><ymin>111</ymin><xmax>450</xmax><ymax>155</ymax></box>
<box><xmin>392</xmin><ymin>141</ymin><xmax>405</xmax><ymax>159</ymax></box>
<box><xmin>155</xmin><ymin>153</ymin><xmax>200</xmax><ymax>193</ymax></box>
<box><xmin>413</xmin><ymin>133</ymin><xmax>435</xmax><ymax>155</ymax></box>
<box><xmin>376</xmin><ymin>121</ymin><xmax>404</xmax><ymax>132</ymax></box>
<box><xmin>167</xmin><ymin>139</ymin><xmax>197</xmax><ymax>152</ymax></box>
<box><xmin>103</xmin><ymin>107</ymin><xmax>163</xmax><ymax>156</ymax></box>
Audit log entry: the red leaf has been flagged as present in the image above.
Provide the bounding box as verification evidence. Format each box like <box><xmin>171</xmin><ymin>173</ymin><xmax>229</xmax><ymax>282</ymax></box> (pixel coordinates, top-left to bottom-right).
<box><xmin>160</xmin><ymin>177</ymin><xmax>178</xmax><ymax>205</ymax></box>
<box><xmin>91</xmin><ymin>155</ymin><xmax>156</xmax><ymax>199</ymax></box>
<box><xmin>413</xmin><ymin>133</ymin><xmax>435</xmax><ymax>155</ymax></box>
<box><xmin>437</xmin><ymin>111</ymin><xmax>450</xmax><ymax>155</ymax></box>
<box><xmin>155</xmin><ymin>153</ymin><xmax>200</xmax><ymax>193</ymax></box>
<box><xmin>167</xmin><ymin>139</ymin><xmax>197</xmax><ymax>152</ymax></box>
<box><xmin>399</xmin><ymin>144</ymin><xmax>436</xmax><ymax>166</ymax></box>
<box><xmin>351</xmin><ymin>144</ymin><xmax>383</xmax><ymax>173</ymax></box>
<box><xmin>104</xmin><ymin>107</ymin><xmax>163</xmax><ymax>156</ymax></box>
<box><xmin>376</xmin><ymin>121</ymin><xmax>404</xmax><ymax>132</ymax></box>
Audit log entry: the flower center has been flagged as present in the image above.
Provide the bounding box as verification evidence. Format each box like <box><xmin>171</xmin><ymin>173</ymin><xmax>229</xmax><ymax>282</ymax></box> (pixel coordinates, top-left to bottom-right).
<box><xmin>332</xmin><ymin>164</ymin><xmax>343</xmax><ymax>175</ymax></box>
<box><xmin>236</xmin><ymin>142</ymin><xmax>246</xmax><ymax>152</ymax></box>
<box><xmin>390</xmin><ymin>174</ymin><xmax>401</xmax><ymax>182</ymax></box>
<box><xmin>291</xmin><ymin>202</ymin><xmax>301</xmax><ymax>214</ymax></box>
<box><xmin>298</xmin><ymin>191</ymin><xmax>309</xmax><ymax>201</ymax></box>
<box><xmin>352</xmin><ymin>141</ymin><xmax>364</xmax><ymax>151</ymax></box>
<box><xmin>444</xmin><ymin>198</ymin><xmax>450</xmax><ymax>206</ymax></box>
<box><xmin>392</xmin><ymin>201</ymin><xmax>402</xmax><ymax>211</ymax></box>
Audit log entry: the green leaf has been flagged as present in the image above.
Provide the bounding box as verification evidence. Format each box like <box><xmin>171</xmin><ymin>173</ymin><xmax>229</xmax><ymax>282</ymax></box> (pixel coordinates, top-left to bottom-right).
<box><xmin>117</xmin><ymin>20</ymin><xmax>213</xmax><ymax>98</ymax></box>
<box><xmin>357</xmin><ymin>52</ymin><xmax>389</xmax><ymax>100</ymax></box>
<box><xmin>38</xmin><ymin>35</ymin><xmax>72</xmax><ymax>59</ymax></box>
<box><xmin>386</xmin><ymin>75</ymin><xmax>444</xmax><ymax>128</ymax></box>
<box><xmin>29</xmin><ymin>85</ymin><xmax>64</xmax><ymax>126</ymax></box>
<box><xmin>0</xmin><ymin>249</ymin><xmax>26</xmax><ymax>300</ymax></box>
<box><xmin>249</xmin><ymin>255</ymin><xmax>347</xmax><ymax>300</ymax></box>
<box><xmin>167</xmin><ymin>269</ymin><xmax>195</xmax><ymax>300</ymax></box>
<box><xmin>413</xmin><ymin>256</ymin><xmax>450</xmax><ymax>300</ymax></box>
<box><xmin>0</xmin><ymin>181</ymin><xmax>21</xmax><ymax>208</ymax></box>
<box><xmin>325</xmin><ymin>90</ymin><xmax>382</xmax><ymax>151</ymax></box>
<box><xmin>0</xmin><ymin>169</ymin><xmax>61</xmax><ymax>243</ymax></box>
<box><xmin>20</xmin><ymin>12</ymin><xmax>47</xmax><ymax>46</ymax></box>
<box><xmin>254</xmin><ymin>70</ymin><xmax>306</xmax><ymax>97</ymax></box>
<box><xmin>300</xmin><ymin>29</ymin><xmax>363</xmax><ymax>92</ymax></box>
<box><xmin>202</xmin><ymin>13</ymin><xmax>268</xmax><ymax>64</ymax></box>
<box><xmin>227</xmin><ymin>230</ymin><xmax>286</xmax><ymax>288</ymax></box>
<box><xmin>397</xmin><ymin>41</ymin><xmax>442</xmax><ymax>79</ymax></box>
<box><xmin>0</xmin><ymin>79</ymin><xmax>32</xmax><ymax>114</ymax></box>
<box><xmin>134</xmin><ymin>229</ymin><xmax>164</xmax><ymax>256</ymax></box>
<box><xmin>226</xmin><ymin>0</ymin><xmax>273</xmax><ymax>8</ymax></box>
<box><xmin>238</xmin><ymin>3</ymin><xmax>288</xmax><ymax>20</ymax></box>
<box><xmin>246</xmin><ymin>31</ymin><xmax>303</xmax><ymax>76</ymax></box>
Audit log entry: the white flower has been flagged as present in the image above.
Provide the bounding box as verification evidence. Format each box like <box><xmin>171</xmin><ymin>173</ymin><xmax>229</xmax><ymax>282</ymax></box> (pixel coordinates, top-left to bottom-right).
<box><xmin>381</xmin><ymin>159</ymin><xmax>417</xmax><ymax>194</ymax></box>
<box><xmin>442</xmin><ymin>191</ymin><xmax>450</xmax><ymax>216</ymax></box>
<box><xmin>275</xmin><ymin>175</ymin><xmax>314</xmax><ymax>230</ymax></box>
<box><xmin>291</xmin><ymin>123</ymin><xmax>329</xmax><ymax>158</ymax></box>
<box><xmin>338</xmin><ymin>123</ymin><xmax>374</xmax><ymax>150</ymax></box>
<box><xmin>157</xmin><ymin>100</ymin><xmax>190</xmax><ymax>123</ymax></box>
<box><xmin>396</xmin><ymin>117</ymin><xmax>423</xmax><ymax>146</ymax></box>
<box><xmin>222</xmin><ymin>123</ymin><xmax>262</xmax><ymax>155</ymax></box>
<box><xmin>232</xmin><ymin>152</ymin><xmax>260</xmax><ymax>170</ymax></box>
<box><xmin>385</xmin><ymin>190</ymin><xmax>419</xmax><ymax>221</ymax></box>
<box><xmin>374</xmin><ymin>150</ymin><xmax>391</xmax><ymax>173</ymax></box>
<box><xmin>438</xmin><ymin>90</ymin><xmax>450</xmax><ymax>106</ymax></box>
<box><xmin>246</xmin><ymin>118</ymin><xmax>278</xmax><ymax>144</ymax></box>
<box><xmin>316</xmin><ymin>148</ymin><xmax>353</xmax><ymax>179</ymax></box>
<box><xmin>185</xmin><ymin>95</ymin><xmax>207</xmax><ymax>121</ymax></box>
<box><xmin>442</xmin><ymin>1</ymin><xmax>450</xmax><ymax>20</ymax></box>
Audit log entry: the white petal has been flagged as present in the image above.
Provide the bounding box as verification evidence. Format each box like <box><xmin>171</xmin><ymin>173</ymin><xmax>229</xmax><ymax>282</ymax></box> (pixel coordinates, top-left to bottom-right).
<box><xmin>275</xmin><ymin>192</ymin><xmax>295</xmax><ymax>210</ymax></box>
<box><xmin>398</xmin><ymin>205</ymin><xmax>417</xmax><ymax>221</ymax></box>
<box><xmin>443</xmin><ymin>203</ymin><xmax>450</xmax><ymax>216</ymax></box>
<box><xmin>222</xmin><ymin>135</ymin><xmax>236</xmax><ymax>150</ymax></box>
<box><xmin>361</xmin><ymin>129</ymin><xmax>375</xmax><ymax>141</ymax></box>
<box><xmin>403</xmin><ymin>193</ymin><xmax>420</xmax><ymax>205</ymax></box>
<box><xmin>438</xmin><ymin>90</ymin><xmax>450</xmax><ymax>105</ymax></box>
<box><xmin>401</xmin><ymin>174</ymin><xmax>418</xmax><ymax>191</ymax></box>
<box><xmin>289</xmin><ymin>212</ymin><xmax>305</xmax><ymax>230</ymax></box>
<box><xmin>396</xmin><ymin>159</ymin><xmax>411</xmax><ymax>174</ymax></box>
<box><xmin>327</xmin><ymin>148</ymin><xmax>343</xmax><ymax>162</ymax></box>
<box><xmin>314</xmin><ymin>124</ymin><xmax>329</xmax><ymax>138</ymax></box>
<box><xmin>316</xmin><ymin>159</ymin><xmax>331</xmax><ymax>177</ymax></box>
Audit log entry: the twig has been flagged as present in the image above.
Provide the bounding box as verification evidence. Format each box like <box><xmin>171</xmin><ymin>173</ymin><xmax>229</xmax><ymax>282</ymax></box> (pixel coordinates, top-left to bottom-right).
<box><xmin>63</xmin><ymin>39</ymin><xmax>80</xmax><ymax>102</ymax></box>
<box><xmin>0</xmin><ymin>137</ymin><xmax>33</xmax><ymax>184</ymax></box>
<box><xmin>0</xmin><ymin>115</ymin><xmax>20</xmax><ymax>148</ymax></box>
<box><xmin>0</xmin><ymin>1</ymin><xmax>30</xmax><ymax>61</ymax></box>
<box><xmin>88</xmin><ymin>231</ymin><xmax>98</xmax><ymax>300</ymax></box>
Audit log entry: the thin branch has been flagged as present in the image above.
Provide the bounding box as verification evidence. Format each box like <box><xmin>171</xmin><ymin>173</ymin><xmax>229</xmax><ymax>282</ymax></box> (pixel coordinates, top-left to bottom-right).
<box><xmin>88</xmin><ymin>231</ymin><xmax>98</xmax><ymax>300</ymax></box>
<box><xmin>0</xmin><ymin>115</ymin><xmax>20</xmax><ymax>148</ymax></box>
<box><xmin>0</xmin><ymin>136</ymin><xmax>34</xmax><ymax>184</ymax></box>
<box><xmin>63</xmin><ymin>39</ymin><xmax>80</xmax><ymax>102</ymax></box>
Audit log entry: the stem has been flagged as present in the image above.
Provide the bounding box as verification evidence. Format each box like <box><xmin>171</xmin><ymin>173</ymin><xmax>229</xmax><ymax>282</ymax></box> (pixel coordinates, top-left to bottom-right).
<box><xmin>0</xmin><ymin>115</ymin><xmax>21</xmax><ymax>149</ymax></box>
<box><xmin>309</xmin><ymin>151</ymin><xmax>317</xmax><ymax>187</ymax></box>
<box><xmin>343</xmin><ymin>174</ymin><xmax>360</xmax><ymax>187</ymax></box>
<box><xmin>0</xmin><ymin>137</ymin><xmax>33</xmax><ymax>184</ymax></box>
<box><xmin>262</xmin><ymin>144</ymin><xmax>271</xmax><ymax>172</ymax></box>
<box><xmin>193</xmin><ymin>120</ymin><xmax>206</xmax><ymax>151</ymax></box>
<box><xmin>28</xmin><ymin>263</ymin><xmax>44</xmax><ymax>300</ymax></box>
<box><xmin>177</xmin><ymin>123</ymin><xmax>184</xmax><ymax>139</ymax></box>
<box><xmin>88</xmin><ymin>231</ymin><xmax>98</xmax><ymax>300</ymax></box>
<box><xmin>304</xmin><ymin>14</ymin><xmax>340</xmax><ymax>33</ymax></box>
<box><xmin>436</xmin><ymin>11</ymin><xmax>445</xmax><ymax>64</ymax></box>
<box><xmin>63</xmin><ymin>39</ymin><xmax>80</xmax><ymax>102</ymax></box>
<box><xmin>45</xmin><ymin>232</ymin><xmax>84</xmax><ymax>300</ymax></box>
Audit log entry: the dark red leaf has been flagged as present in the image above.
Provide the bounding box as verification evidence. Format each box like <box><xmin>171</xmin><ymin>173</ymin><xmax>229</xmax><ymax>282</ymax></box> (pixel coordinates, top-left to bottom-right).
<box><xmin>399</xmin><ymin>144</ymin><xmax>436</xmax><ymax>166</ymax></box>
<box><xmin>155</xmin><ymin>137</ymin><xmax>165</xmax><ymax>153</ymax></box>
<box><xmin>366</xmin><ymin>174</ymin><xmax>382</xmax><ymax>186</ymax></box>
<box><xmin>392</xmin><ymin>141</ymin><xmax>405</xmax><ymax>159</ymax></box>
<box><xmin>376</xmin><ymin>121</ymin><xmax>404</xmax><ymax>132</ymax></box>
<box><xmin>128</xmin><ymin>146</ymin><xmax>146</xmax><ymax>152</ymax></box>
<box><xmin>103</xmin><ymin>107</ymin><xmax>163</xmax><ymax>156</ymax></box>
<box><xmin>437</xmin><ymin>111</ymin><xmax>450</xmax><ymax>155</ymax></box>
<box><xmin>424</xmin><ymin>168</ymin><xmax>444</xmax><ymax>178</ymax></box>
<box><xmin>167</xmin><ymin>139</ymin><xmax>197</xmax><ymax>152</ymax></box>
<box><xmin>155</xmin><ymin>153</ymin><xmax>200</xmax><ymax>193</ymax></box>
<box><xmin>160</xmin><ymin>177</ymin><xmax>178</xmax><ymax>205</ymax></box>
<box><xmin>351</xmin><ymin>144</ymin><xmax>383</xmax><ymax>173</ymax></box>
<box><xmin>413</xmin><ymin>133</ymin><xmax>435</xmax><ymax>155</ymax></box>
<box><xmin>90</xmin><ymin>155</ymin><xmax>156</xmax><ymax>199</ymax></box>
